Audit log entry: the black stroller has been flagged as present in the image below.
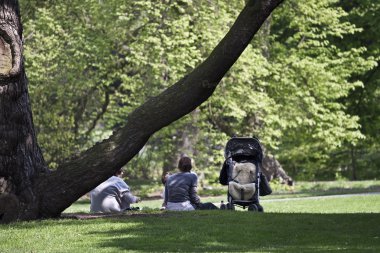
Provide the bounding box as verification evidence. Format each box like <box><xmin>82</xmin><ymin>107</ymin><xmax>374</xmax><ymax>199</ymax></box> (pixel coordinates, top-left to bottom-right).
<box><xmin>219</xmin><ymin>137</ymin><xmax>272</xmax><ymax>211</ymax></box>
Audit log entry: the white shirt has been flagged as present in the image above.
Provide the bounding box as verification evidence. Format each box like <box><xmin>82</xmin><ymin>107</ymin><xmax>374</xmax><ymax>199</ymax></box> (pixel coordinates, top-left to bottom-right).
<box><xmin>90</xmin><ymin>176</ymin><xmax>137</xmax><ymax>213</ymax></box>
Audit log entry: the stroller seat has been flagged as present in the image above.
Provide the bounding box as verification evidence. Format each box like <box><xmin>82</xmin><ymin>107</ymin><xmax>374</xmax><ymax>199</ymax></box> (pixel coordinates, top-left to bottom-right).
<box><xmin>228</xmin><ymin>162</ymin><xmax>256</xmax><ymax>201</ymax></box>
<box><xmin>219</xmin><ymin>137</ymin><xmax>271</xmax><ymax>211</ymax></box>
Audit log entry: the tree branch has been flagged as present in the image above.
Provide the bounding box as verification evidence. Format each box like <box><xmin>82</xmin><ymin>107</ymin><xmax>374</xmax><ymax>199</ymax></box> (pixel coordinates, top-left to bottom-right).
<box><xmin>37</xmin><ymin>0</ymin><xmax>284</xmax><ymax>218</ymax></box>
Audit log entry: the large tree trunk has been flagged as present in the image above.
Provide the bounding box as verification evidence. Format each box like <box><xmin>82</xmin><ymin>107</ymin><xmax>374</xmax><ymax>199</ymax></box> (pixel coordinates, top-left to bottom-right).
<box><xmin>0</xmin><ymin>0</ymin><xmax>48</xmax><ymax>222</ymax></box>
<box><xmin>0</xmin><ymin>0</ymin><xmax>284</xmax><ymax>222</ymax></box>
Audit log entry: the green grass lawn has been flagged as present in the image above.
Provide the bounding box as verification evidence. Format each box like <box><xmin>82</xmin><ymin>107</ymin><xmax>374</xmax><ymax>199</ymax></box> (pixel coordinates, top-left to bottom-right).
<box><xmin>2</xmin><ymin>181</ymin><xmax>380</xmax><ymax>252</ymax></box>
<box><xmin>1</xmin><ymin>209</ymin><xmax>379</xmax><ymax>252</ymax></box>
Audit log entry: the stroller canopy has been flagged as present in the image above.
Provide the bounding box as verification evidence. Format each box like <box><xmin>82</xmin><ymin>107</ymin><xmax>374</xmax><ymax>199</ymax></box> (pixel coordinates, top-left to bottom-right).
<box><xmin>224</xmin><ymin>137</ymin><xmax>263</xmax><ymax>162</ymax></box>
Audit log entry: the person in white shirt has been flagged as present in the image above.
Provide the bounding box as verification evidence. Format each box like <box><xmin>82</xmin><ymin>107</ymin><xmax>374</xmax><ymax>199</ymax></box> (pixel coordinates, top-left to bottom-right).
<box><xmin>90</xmin><ymin>169</ymin><xmax>140</xmax><ymax>213</ymax></box>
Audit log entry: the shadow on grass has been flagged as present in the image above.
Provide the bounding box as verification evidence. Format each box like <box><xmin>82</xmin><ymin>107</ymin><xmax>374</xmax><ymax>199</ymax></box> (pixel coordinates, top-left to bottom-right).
<box><xmin>86</xmin><ymin>212</ymin><xmax>380</xmax><ymax>252</ymax></box>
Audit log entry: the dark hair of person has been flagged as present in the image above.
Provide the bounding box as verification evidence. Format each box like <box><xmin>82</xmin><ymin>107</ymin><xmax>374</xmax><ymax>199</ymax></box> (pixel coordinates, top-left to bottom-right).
<box><xmin>161</xmin><ymin>172</ymin><xmax>170</xmax><ymax>185</ymax></box>
<box><xmin>178</xmin><ymin>157</ymin><xmax>192</xmax><ymax>172</ymax></box>
<box><xmin>115</xmin><ymin>168</ymin><xmax>124</xmax><ymax>176</ymax></box>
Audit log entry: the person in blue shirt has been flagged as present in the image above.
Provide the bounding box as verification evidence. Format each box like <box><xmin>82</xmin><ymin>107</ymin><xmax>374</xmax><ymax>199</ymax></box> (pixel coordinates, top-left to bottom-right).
<box><xmin>164</xmin><ymin>156</ymin><xmax>217</xmax><ymax>211</ymax></box>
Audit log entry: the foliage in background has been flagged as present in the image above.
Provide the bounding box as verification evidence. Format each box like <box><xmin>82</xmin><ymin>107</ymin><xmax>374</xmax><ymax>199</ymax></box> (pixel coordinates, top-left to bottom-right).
<box><xmin>22</xmin><ymin>0</ymin><xmax>127</xmax><ymax>167</ymax></box>
<box><xmin>330</xmin><ymin>0</ymin><xmax>380</xmax><ymax>180</ymax></box>
<box><xmin>268</xmin><ymin>0</ymin><xmax>376</xmax><ymax>180</ymax></box>
<box><xmin>20</xmin><ymin>0</ymin><xmax>379</xmax><ymax>181</ymax></box>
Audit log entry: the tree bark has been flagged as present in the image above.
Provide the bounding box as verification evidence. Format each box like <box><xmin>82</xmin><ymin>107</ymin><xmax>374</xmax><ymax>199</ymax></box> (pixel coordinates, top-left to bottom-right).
<box><xmin>0</xmin><ymin>0</ymin><xmax>284</xmax><ymax>221</ymax></box>
<box><xmin>350</xmin><ymin>145</ymin><xmax>357</xmax><ymax>180</ymax></box>
<box><xmin>261</xmin><ymin>154</ymin><xmax>293</xmax><ymax>186</ymax></box>
<box><xmin>0</xmin><ymin>0</ymin><xmax>48</xmax><ymax>221</ymax></box>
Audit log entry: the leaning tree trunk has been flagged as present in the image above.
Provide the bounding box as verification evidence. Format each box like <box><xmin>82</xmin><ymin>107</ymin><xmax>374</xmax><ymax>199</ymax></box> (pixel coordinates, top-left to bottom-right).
<box><xmin>0</xmin><ymin>0</ymin><xmax>48</xmax><ymax>222</ymax></box>
<box><xmin>0</xmin><ymin>0</ymin><xmax>284</xmax><ymax>222</ymax></box>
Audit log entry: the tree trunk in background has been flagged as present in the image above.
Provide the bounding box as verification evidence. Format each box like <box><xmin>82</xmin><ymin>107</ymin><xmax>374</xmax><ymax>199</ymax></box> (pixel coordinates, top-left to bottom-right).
<box><xmin>160</xmin><ymin>130</ymin><xmax>191</xmax><ymax>182</ymax></box>
<box><xmin>259</xmin><ymin>15</ymin><xmax>272</xmax><ymax>59</ymax></box>
<box><xmin>261</xmin><ymin>154</ymin><xmax>293</xmax><ymax>186</ymax></box>
<box><xmin>350</xmin><ymin>146</ymin><xmax>357</xmax><ymax>180</ymax></box>
<box><xmin>0</xmin><ymin>0</ymin><xmax>284</xmax><ymax>222</ymax></box>
<box><xmin>162</xmin><ymin>152</ymin><xmax>179</xmax><ymax>177</ymax></box>
<box><xmin>161</xmin><ymin>109</ymin><xmax>200</xmax><ymax>179</ymax></box>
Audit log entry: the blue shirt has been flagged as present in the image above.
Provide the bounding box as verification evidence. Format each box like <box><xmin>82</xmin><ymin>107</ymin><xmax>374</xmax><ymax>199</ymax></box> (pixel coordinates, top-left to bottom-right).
<box><xmin>164</xmin><ymin>172</ymin><xmax>201</xmax><ymax>206</ymax></box>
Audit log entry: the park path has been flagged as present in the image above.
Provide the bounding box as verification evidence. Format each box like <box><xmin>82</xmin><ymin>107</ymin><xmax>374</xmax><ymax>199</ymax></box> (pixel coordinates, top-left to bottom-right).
<box><xmin>210</xmin><ymin>192</ymin><xmax>380</xmax><ymax>207</ymax></box>
<box><xmin>260</xmin><ymin>192</ymin><xmax>380</xmax><ymax>203</ymax></box>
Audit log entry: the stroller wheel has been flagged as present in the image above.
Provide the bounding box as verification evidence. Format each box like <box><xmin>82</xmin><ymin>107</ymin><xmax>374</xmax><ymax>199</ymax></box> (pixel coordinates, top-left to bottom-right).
<box><xmin>226</xmin><ymin>203</ymin><xmax>235</xmax><ymax>210</ymax></box>
<box><xmin>248</xmin><ymin>204</ymin><xmax>258</xmax><ymax>212</ymax></box>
